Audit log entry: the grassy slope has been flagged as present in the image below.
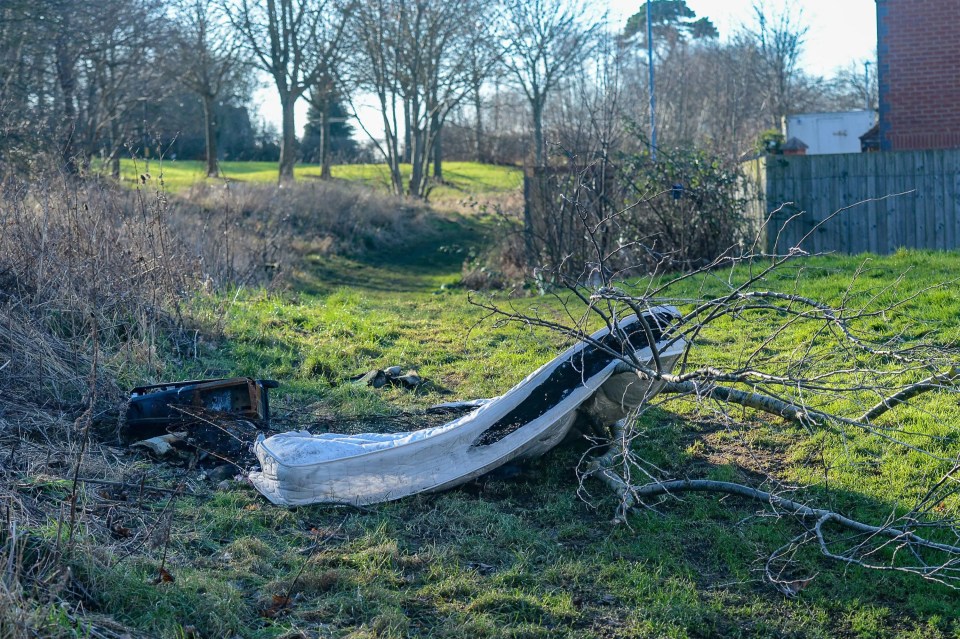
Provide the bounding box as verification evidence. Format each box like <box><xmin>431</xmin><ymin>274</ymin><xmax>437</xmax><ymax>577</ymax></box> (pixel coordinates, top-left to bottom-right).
<box><xmin>177</xmin><ymin>255</ymin><xmax>959</xmax><ymax>639</ymax></box>
<box><xmin>54</xmin><ymin>172</ymin><xmax>960</xmax><ymax>637</ymax></box>
<box><xmin>112</xmin><ymin>158</ymin><xmax>523</xmax><ymax>199</ymax></box>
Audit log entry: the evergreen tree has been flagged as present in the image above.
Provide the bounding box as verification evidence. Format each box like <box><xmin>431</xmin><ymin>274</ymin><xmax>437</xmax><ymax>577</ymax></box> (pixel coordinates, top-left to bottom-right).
<box><xmin>300</xmin><ymin>97</ymin><xmax>358</xmax><ymax>166</ymax></box>
<box><xmin>624</xmin><ymin>1</ymin><xmax>718</xmax><ymax>47</ymax></box>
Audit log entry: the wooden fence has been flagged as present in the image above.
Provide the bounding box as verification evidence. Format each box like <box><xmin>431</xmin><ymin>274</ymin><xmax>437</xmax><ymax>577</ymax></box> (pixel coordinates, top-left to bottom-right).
<box><xmin>743</xmin><ymin>150</ymin><xmax>960</xmax><ymax>254</ymax></box>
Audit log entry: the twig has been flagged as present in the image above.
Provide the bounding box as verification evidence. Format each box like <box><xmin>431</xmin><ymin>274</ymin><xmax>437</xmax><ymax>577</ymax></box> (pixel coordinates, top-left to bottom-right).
<box><xmin>600</xmin><ymin>477</ymin><xmax>960</xmax><ymax>587</ymax></box>
<box><xmin>77</xmin><ymin>477</ymin><xmax>191</xmax><ymax>496</ymax></box>
<box><xmin>67</xmin><ymin>311</ymin><xmax>99</xmax><ymax>550</ymax></box>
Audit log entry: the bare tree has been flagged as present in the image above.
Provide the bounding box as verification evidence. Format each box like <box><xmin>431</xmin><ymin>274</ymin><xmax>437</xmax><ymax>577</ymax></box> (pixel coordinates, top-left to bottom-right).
<box><xmin>548</xmin><ymin>31</ymin><xmax>626</xmax><ymax>158</ymax></box>
<box><xmin>827</xmin><ymin>58</ymin><xmax>879</xmax><ymax>112</ymax></box>
<box><xmin>5</xmin><ymin>0</ymin><xmax>167</xmax><ymax>174</ymax></box>
<box><xmin>500</xmin><ymin>0</ymin><xmax>600</xmax><ymax>166</ymax></box>
<box><xmin>305</xmin><ymin>71</ymin><xmax>339</xmax><ymax>179</ymax></box>
<box><xmin>740</xmin><ymin>1</ymin><xmax>809</xmax><ymax>130</ymax></box>
<box><xmin>612</xmin><ymin>8</ymin><xmax>828</xmax><ymax>159</ymax></box>
<box><xmin>692</xmin><ymin>40</ymin><xmax>767</xmax><ymax>158</ymax></box>
<box><xmin>229</xmin><ymin>0</ymin><xmax>350</xmax><ymax>182</ymax></box>
<box><xmin>0</xmin><ymin>1</ymin><xmax>28</xmax><ymax>112</ymax></box>
<box><xmin>466</xmin><ymin>45</ymin><xmax>502</xmax><ymax>164</ymax></box>
<box><xmin>348</xmin><ymin>0</ymin><xmax>483</xmax><ymax>198</ymax></box>
<box><xmin>0</xmin><ymin>0</ymin><xmax>49</xmax><ymax>167</ymax></box>
<box><xmin>170</xmin><ymin>0</ymin><xmax>248</xmax><ymax>178</ymax></box>
<box><xmin>475</xmin><ymin>173</ymin><xmax>960</xmax><ymax>589</ymax></box>
<box><xmin>454</xmin><ymin>13</ymin><xmax>504</xmax><ymax>165</ymax></box>
<box><xmin>430</xmin><ymin>79</ymin><xmax>535</xmax><ymax>165</ymax></box>
<box><xmin>47</xmin><ymin>0</ymin><xmax>87</xmax><ymax>174</ymax></box>
<box><xmin>80</xmin><ymin>0</ymin><xmax>168</xmax><ymax>177</ymax></box>
<box><xmin>620</xmin><ymin>0</ymin><xmax>720</xmax><ymax>150</ymax></box>
<box><xmin>609</xmin><ymin>1</ymin><xmax>828</xmax><ymax>158</ymax></box>
<box><xmin>623</xmin><ymin>38</ymin><xmax>767</xmax><ymax>157</ymax></box>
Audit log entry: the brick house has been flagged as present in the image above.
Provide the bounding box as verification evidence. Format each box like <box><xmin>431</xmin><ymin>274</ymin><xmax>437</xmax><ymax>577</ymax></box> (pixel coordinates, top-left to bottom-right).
<box><xmin>877</xmin><ymin>0</ymin><xmax>960</xmax><ymax>151</ymax></box>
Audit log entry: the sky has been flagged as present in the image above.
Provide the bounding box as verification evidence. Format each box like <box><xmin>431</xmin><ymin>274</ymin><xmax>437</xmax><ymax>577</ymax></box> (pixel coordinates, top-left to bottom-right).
<box><xmin>251</xmin><ymin>0</ymin><xmax>878</xmax><ymax>139</ymax></box>
<box><xmin>609</xmin><ymin>0</ymin><xmax>877</xmax><ymax>76</ymax></box>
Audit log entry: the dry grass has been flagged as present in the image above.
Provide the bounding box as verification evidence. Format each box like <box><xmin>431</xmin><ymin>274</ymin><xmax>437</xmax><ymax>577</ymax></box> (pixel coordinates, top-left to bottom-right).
<box><xmin>459</xmin><ymin>206</ymin><xmax>529</xmax><ymax>291</ymax></box>
<box><xmin>0</xmin><ymin>170</ymin><xmax>193</xmax><ymax>636</ymax></box>
<box><xmin>0</xmin><ymin>175</ymin><xmax>193</xmax><ymax>418</ymax></box>
<box><xmin>0</xmin><ymin>174</ymin><xmax>432</xmax><ymax>411</ymax></box>
<box><xmin>0</xmin><ymin>170</ymin><xmax>435</xmax><ymax>636</ymax></box>
<box><xmin>172</xmin><ymin>180</ymin><xmax>432</xmax><ymax>286</ymax></box>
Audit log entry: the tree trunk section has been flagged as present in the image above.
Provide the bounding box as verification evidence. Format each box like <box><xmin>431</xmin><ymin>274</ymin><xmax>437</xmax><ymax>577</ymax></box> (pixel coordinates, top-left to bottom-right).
<box><xmin>109</xmin><ymin>119</ymin><xmax>120</xmax><ymax>179</ymax></box>
<box><xmin>432</xmin><ymin>112</ymin><xmax>442</xmax><ymax>182</ymax></box>
<box><xmin>55</xmin><ymin>22</ymin><xmax>78</xmax><ymax>175</ymax></box>
<box><xmin>409</xmin><ymin>127</ymin><xmax>424</xmax><ymax>198</ymax></box>
<box><xmin>473</xmin><ymin>84</ymin><xmax>484</xmax><ymax>163</ymax></box>
<box><xmin>278</xmin><ymin>95</ymin><xmax>297</xmax><ymax>183</ymax></box>
<box><xmin>402</xmin><ymin>98</ymin><xmax>412</xmax><ymax>164</ymax></box>
<box><xmin>202</xmin><ymin>95</ymin><xmax>219</xmax><ymax>178</ymax></box>
<box><xmin>320</xmin><ymin>98</ymin><xmax>332</xmax><ymax>179</ymax></box>
<box><xmin>379</xmin><ymin>104</ymin><xmax>404</xmax><ymax>196</ymax></box>
<box><xmin>532</xmin><ymin>100</ymin><xmax>545</xmax><ymax>167</ymax></box>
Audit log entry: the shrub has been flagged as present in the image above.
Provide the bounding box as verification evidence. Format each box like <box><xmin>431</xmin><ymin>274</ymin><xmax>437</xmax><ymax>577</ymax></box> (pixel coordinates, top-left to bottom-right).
<box><xmin>522</xmin><ymin>145</ymin><xmax>750</xmax><ymax>280</ymax></box>
<box><xmin>616</xmin><ymin>147</ymin><xmax>749</xmax><ymax>269</ymax></box>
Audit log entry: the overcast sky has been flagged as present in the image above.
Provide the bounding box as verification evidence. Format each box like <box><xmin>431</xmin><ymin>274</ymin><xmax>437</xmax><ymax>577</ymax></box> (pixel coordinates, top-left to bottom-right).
<box><xmin>251</xmin><ymin>0</ymin><xmax>878</xmax><ymax>138</ymax></box>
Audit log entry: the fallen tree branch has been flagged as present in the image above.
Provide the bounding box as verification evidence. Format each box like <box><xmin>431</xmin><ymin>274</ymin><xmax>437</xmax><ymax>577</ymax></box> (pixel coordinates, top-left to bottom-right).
<box><xmin>646</xmin><ymin>377</ymin><xmax>958</xmax><ymax>462</ymax></box>
<box><xmin>582</xmin><ymin>419</ymin><xmax>636</xmax><ymax>521</ymax></box>
<box><xmin>479</xmin><ymin>172</ymin><xmax>960</xmax><ymax>590</ymax></box>
<box><xmin>859</xmin><ymin>367</ymin><xmax>960</xmax><ymax>422</ymax></box>
<box><xmin>606</xmin><ymin>370</ymin><xmax>959</xmax><ymax>434</ymax></box>
<box><xmin>658</xmin><ymin>379</ymin><xmax>816</xmax><ymax>425</ymax></box>
<box><xmin>587</xmin><ymin>474</ymin><xmax>960</xmax><ymax>587</ymax></box>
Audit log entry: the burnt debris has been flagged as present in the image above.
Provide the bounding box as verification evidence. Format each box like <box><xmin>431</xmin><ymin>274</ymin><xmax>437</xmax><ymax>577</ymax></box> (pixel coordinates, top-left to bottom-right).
<box><xmin>125</xmin><ymin>377</ymin><xmax>279</xmax><ymax>440</ymax></box>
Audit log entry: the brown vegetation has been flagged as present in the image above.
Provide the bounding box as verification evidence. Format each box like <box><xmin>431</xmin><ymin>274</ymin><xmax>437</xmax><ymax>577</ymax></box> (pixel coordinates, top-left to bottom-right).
<box><xmin>0</xmin><ymin>171</ymin><xmax>433</xmax><ymax>635</ymax></box>
<box><xmin>176</xmin><ymin>180</ymin><xmax>430</xmax><ymax>278</ymax></box>
<box><xmin>0</xmin><ymin>171</ymin><xmax>431</xmax><ymax>424</ymax></box>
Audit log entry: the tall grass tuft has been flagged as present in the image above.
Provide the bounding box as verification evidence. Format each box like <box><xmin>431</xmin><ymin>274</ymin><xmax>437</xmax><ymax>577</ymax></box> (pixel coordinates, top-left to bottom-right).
<box><xmin>174</xmin><ymin>180</ymin><xmax>431</xmax><ymax>284</ymax></box>
<box><xmin>0</xmin><ymin>174</ymin><xmax>196</xmax><ymax>425</ymax></box>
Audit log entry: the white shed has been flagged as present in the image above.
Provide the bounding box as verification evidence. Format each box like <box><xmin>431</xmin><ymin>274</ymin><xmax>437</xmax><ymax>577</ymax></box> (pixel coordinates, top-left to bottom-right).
<box><xmin>784</xmin><ymin>110</ymin><xmax>877</xmax><ymax>155</ymax></box>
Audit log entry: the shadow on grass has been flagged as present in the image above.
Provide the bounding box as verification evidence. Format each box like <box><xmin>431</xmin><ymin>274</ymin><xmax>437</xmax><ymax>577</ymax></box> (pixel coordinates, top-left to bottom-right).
<box><xmin>290</xmin><ymin>213</ymin><xmax>489</xmax><ymax>295</ymax></box>
<box><xmin>257</xmin><ymin>410</ymin><xmax>960</xmax><ymax>637</ymax></box>
<box><xmin>76</xmin><ymin>406</ymin><xmax>959</xmax><ymax>637</ymax></box>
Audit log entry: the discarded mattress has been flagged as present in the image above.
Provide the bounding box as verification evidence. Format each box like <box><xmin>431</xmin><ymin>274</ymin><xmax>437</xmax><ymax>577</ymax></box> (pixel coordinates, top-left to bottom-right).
<box><xmin>249</xmin><ymin>308</ymin><xmax>685</xmax><ymax>506</ymax></box>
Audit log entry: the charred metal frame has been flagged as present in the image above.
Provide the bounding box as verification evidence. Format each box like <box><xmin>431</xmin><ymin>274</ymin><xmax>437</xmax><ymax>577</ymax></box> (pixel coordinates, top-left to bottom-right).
<box><xmin>125</xmin><ymin>377</ymin><xmax>279</xmax><ymax>438</ymax></box>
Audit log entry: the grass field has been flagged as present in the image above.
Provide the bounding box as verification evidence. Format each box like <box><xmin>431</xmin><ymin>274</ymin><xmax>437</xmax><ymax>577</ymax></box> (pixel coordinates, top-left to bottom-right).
<box><xmin>12</xmin><ymin>168</ymin><xmax>960</xmax><ymax>638</ymax></box>
<box><xmin>110</xmin><ymin>158</ymin><xmax>523</xmax><ymax>199</ymax></box>
<box><xmin>62</xmin><ymin>235</ymin><xmax>960</xmax><ymax>637</ymax></box>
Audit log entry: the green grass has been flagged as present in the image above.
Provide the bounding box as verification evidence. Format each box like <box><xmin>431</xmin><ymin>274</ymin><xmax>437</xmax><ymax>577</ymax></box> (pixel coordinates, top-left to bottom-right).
<box><xmin>74</xmin><ymin>242</ymin><xmax>960</xmax><ymax>638</ymax></box>
<box><xmin>38</xmin><ymin>170</ymin><xmax>960</xmax><ymax>639</ymax></box>
<box><xmin>110</xmin><ymin>158</ymin><xmax>523</xmax><ymax>198</ymax></box>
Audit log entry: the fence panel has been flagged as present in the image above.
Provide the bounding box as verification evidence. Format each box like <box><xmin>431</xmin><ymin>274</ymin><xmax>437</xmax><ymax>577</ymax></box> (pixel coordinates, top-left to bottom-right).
<box><xmin>746</xmin><ymin>149</ymin><xmax>960</xmax><ymax>254</ymax></box>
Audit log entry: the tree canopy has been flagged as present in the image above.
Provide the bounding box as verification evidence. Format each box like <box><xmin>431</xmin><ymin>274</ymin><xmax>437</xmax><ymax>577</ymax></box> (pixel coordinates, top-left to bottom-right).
<box><xmin>300</xmin><ymin>96</ymin><xmax>358</xmax><ymax>165</ymax></box>
<box><xmin>624</xmin><ymin>0</ymin><xmax>719</xmax><ymax>45</ymax></box>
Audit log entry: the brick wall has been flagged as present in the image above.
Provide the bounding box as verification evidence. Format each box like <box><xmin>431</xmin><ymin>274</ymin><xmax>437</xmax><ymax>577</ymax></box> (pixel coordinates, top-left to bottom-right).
<box><xmin>877</xmin><ymin>0</ymin><xmax>960</xmax><ymax>151</ymax></box>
